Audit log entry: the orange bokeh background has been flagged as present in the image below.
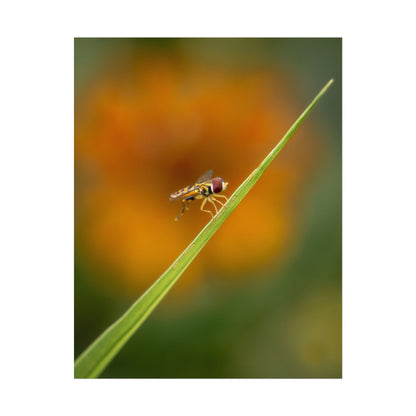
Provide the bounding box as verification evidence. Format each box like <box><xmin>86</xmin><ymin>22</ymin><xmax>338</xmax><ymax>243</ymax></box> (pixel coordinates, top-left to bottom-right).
<box><xmin>75</xmin><ymin>55</ymin><xmax>322</xmax><ymax>294</ymax></box>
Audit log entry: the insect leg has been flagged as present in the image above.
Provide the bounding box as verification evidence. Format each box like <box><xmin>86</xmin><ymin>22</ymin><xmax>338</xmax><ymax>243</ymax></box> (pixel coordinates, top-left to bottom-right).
<box><xmin>200</xmin><ymin>197</ymin><xmax>214</xmax><ymax>218</ymax></box>
<box><xmin>213</xmin><ymin>194</ymin><xmax>228</xmax><ymax>202</ymax></box>
<box><xmin>175</xmin><ymin>200</ymin><xmax>189</xmax><ymax>222</ymax></box>
<box><xmin>211</xmin><ymin>196</ymin><xmax>224</xmax><ymax>207</ymax></box>
<box><xmin>207</xmin><ymin>196</ymin><xmax>219</xmax><ymax>213</ymax></box>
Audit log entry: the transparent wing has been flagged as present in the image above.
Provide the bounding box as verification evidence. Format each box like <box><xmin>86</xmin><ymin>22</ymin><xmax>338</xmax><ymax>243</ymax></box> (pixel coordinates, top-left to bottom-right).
<box><xmin>197</xmin><ymin>169</ymin><xmax>213</xmax><ymax>183</ymax></box>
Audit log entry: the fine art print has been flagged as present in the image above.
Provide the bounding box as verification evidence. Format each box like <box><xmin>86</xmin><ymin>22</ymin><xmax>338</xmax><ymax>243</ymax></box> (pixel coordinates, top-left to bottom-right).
<box><xmin>74</xmin><ymin>38</ymin><xmax>342</xmax><ymax>378</ymax></box>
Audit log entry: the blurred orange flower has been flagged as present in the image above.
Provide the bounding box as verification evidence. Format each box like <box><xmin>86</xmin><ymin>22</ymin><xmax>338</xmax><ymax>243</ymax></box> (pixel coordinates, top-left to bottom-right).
<box><xmin>75</xmin><ymin>55</ymin><xmax>322</xmax><ymax>295</ymax></box>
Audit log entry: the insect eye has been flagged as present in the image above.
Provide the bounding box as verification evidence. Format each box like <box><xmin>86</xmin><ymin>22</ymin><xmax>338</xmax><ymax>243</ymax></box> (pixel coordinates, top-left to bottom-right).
<box><xmin>212</xmin><ymin>178</ymin><xmax>223</xmax><ymax>193</ymax></box>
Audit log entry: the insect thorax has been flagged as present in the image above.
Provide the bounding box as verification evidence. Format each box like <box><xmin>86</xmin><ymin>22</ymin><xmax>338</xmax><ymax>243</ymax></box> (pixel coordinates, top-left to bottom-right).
<box><xmin>199</xmin><ymin>184</ymin><xmax>212</xmax><ymax>196</ymax></box>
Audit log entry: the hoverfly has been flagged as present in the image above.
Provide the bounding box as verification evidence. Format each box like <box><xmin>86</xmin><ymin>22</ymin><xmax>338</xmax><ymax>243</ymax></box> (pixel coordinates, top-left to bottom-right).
<box><xmin>169</xmin><ymin>170</ymin><xmax>229</xmax><ymax>221</ymax></box>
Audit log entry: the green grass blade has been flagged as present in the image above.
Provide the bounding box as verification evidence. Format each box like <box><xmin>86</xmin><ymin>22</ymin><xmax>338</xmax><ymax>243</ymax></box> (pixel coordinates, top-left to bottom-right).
<box><xmin>74</xmin><ymin>79</ymin><xmax>334</xmax><ymax>378</ymax></box>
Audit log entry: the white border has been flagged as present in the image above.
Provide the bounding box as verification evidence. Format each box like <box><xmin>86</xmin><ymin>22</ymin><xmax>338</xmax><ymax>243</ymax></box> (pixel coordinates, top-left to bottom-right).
<box><xmin>1</xmin><ymin>0</ymin><xmax>415</xmax><ymax>415</ymax></box>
